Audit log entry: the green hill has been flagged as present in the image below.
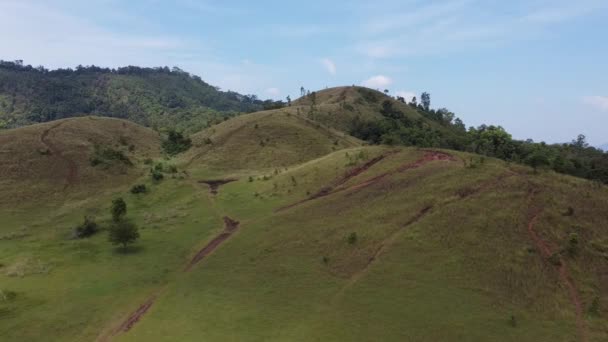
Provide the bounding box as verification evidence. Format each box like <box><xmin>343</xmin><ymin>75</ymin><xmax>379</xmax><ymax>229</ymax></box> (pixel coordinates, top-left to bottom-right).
<box><xmin>1</xmin><ymin>87</ymin><xmax>608</xmax><ymax>341</ymax></box>
<box><xmin>183</xmin><ymin>108</ymin><xmax>360</xmax><ymax>174</ymax></box>
<box><xmin>0</xmin><ymin>60</ymin><xmax>272</xmax><ymax>133</ymax></box>
<box><xmin>0</xmin><ymin>116</ymin><xmax>161</xmax><ymax>206</ymax></box>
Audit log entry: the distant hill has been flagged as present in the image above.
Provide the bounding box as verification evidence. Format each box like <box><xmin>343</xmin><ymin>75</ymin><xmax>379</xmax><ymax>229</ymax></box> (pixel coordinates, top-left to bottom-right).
<box><xmin>0</xmin><ymin>60</ymin><xmax>279</xmax><ymax>133</ymax></box>
<box><xmin>0</xmin><ymin>116</ymin><xmax>161</xmax><ymax>204</ymax></box>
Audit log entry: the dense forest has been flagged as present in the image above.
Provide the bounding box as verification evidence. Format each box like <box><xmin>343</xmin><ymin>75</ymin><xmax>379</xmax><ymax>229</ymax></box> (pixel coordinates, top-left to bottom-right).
<box><xmin>0</xmin><ymin>60</ymin><xmax>283</xmax><ymax>133</ymax></box>
<box><xmin>348</xmin><ymin>88</ymin><xmax>608</xmax><ymax>184</ymax></box>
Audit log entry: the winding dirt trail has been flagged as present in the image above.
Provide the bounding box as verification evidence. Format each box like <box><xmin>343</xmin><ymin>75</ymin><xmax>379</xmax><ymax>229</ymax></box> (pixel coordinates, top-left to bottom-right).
<box><xmin>185</xmin><ymin>216</ymin><xmax>241</xmax><ymax>271</ymax></box>
<box><xmin>39</xmin><ymin>121</ymin><xmax>78</xmax><ymax>190</ymax></box>
<box><xmin>526</xmin><ymin>189</ymin><xmax>587</xmax><ymax>342</ymax></box>
<box><xmin>104</xmin><ymin>176</ymin><xmax>242</xmax><ymax>340</ymax></box>
<box><xmin>276</xmin><ymin>150</ymin><xmax>456</xmax><ymax>212</ymax></box>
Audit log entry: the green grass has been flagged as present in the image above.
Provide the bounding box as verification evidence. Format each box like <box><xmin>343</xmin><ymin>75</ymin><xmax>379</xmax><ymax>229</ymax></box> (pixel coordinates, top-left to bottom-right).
<box><xmin>1</xmin><ymin>114</ymin><xmax>608</xmax><ymax>341</ymax></box>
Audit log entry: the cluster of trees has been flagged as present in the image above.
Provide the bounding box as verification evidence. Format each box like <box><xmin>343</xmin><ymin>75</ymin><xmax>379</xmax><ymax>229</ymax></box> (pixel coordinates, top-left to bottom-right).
<box><xmin>352</xmin><ymin>91</ymin><xmax>608</xmax><ymax>184</ymax></box>
<box><xmin>73</xmin><ymin>197</ymin><xmax>140</xmax><ymax>251</ymax></box>
<box><xmin>0</xmin><ymin>60</ymin><xmax>272</xmax><ymax>133</ymax></box>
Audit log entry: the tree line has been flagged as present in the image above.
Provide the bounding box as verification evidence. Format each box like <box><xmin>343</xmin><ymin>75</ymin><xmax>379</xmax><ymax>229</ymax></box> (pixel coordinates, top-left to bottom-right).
<box><xmin>351</xmin><ymin>89</ymin><xmax>608</xmax><ymax>184</ymax></box>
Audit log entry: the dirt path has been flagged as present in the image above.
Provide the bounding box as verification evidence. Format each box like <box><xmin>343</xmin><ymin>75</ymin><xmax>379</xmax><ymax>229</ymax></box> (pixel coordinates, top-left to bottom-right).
<box><xmin>277</xmin><ymin>150</ymin><xmax>455</xmax><ymax>212</ymax></box>
<box><xmin>39</xmin><ymin>121</ymin><xmax>78</xmax><ymax>190</ymax></box>
<box><xmin>199</xmin><ymin>179</ymin><xmax>238</xmax><ymax>195</ymax></box>
<box><xmin>526</xmin><ymin>189</ymin><xmax>587</xmax><ymax>342</ymax></box>
<box><xmin>185</xmin><ymin>216</ymin><xmax>240</xmax><ymax>271</ymax></box>
<box><xmin>113</xmin><ymin>295</ymin><xmax>157</xmax><ymax>334</ymax></box>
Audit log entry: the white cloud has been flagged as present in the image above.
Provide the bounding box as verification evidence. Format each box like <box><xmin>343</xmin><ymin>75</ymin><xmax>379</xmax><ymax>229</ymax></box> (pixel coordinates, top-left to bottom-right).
<box><xmin>265</xmin><ymin>87</ymin><xmax>281</xmax><ymax>97</ymax></box>
<box><xmin>320</xmin><ymin>58</ymin><xmax>336</xmax><ymax>75</ymax></box>
<box><xmin>355</xmin><ymin>0</ymin><xmax>608</xmax><ymax>58</ymax></box>
<box><xmin>395</xmin><ymin>91</ymin><xmax>417</xmax><ymax>102</ymax></box>
<box><xmin>362</xmin><ymin>75</ymin><xmax>393</xmax><ymax>89</ymax></box>
<box><xmin>583</xmin><ymin>96</ymin><xmax>608</xmax><ymax>112</ymax></box>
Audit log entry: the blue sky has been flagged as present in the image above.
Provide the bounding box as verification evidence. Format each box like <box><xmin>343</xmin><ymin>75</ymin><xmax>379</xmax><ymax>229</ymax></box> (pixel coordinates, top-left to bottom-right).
<box><xmin>1</xmin><ymin>0</ymin><xmax>607</xmax><ymax>145</ymax></box>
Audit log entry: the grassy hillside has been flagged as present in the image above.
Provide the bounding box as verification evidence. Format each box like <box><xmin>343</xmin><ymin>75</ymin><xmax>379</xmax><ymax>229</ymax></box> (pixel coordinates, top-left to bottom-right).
<box><xmin>0</xmin><ymin>61</ymin><xmax>270</xmax><ymax>133</ymax></box>
<box><xmin>292</xmin><ymin>86</ymin><xmax>434</xmax><ymax>133</ymax></box>
<box><xmin>183</xmin><ymin>108</ymin><xmax>360</xmax><ymax>174</ymax></box>
<box><xmin>0</xmin><ymin>116</ymin><xmax>161</xmax><ymax>206</ymax></box>
<box><xmin>1</xmin><ymin>97</ymin><xmax>608</xmax><ymax>341</ymax></box>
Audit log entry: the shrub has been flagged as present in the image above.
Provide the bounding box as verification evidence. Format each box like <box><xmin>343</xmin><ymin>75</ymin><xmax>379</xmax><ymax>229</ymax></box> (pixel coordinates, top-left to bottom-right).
<box><xmin>509</xmin><ymin>315</ymin><xmax>517</xmax><ymax>327</ymax></box>
<box><xmin>162</xmin><ymin>129</ymin><xmax>192</xmax><ymax>155</ymax></box>
<box><xmin>347</xmin><ymin>232</ymin><xmax>358</xmax><ymax>244</ymax></box>
<box><xmin>130</xmin><ymin>184</ymin><xmax>147</xmax><ymax>194</ymax></box>
<box><xmin>74</xmin><ymin>216</ymin><xmax>98</xmax><ymax>238</ymax></box>
<box><xmin>166</xmin><ymin>164</ymin><xmax>178</xmax><ymax>173</ymax></box>
<box><xmin>90</xmin><ymin>145</ymin><xmax>132</xmax><ymax>168</ymax></box>
<box><xmin>248</xmin><ymin>176</ymin><xmax>254</xmax><ymax>182</ymax></box>
<box><xmin>567</xmin><ymin>233</ymin><xmax>579</xmax><ymax>256</ymax></box>
<box><xmin>108</xmin><ymin>220</ymin><xmax>140</xmax><ymax>250</ymax></box>
<box><xmin>589</xmin><ymin>296</ymin><xmax>600</xmax><ymax>316</ymax></box>
<box><xmin>111</xmin><ymin>198</ymin><xmax>127</xmax><ymax>222</ymax></box>
<box><xmin>151</xmin><ymin>168</ymin><xmax>164</xmax><ymax>181</ymax></box>
<box><xmin>143</xmin><ymin>158</ymin><xmax>153</xmax><ymax>165</ymax></box>
<box><xmin>322</xmin><ymin>256</ymin><xmax>329</xmax><ymax>265</ymax></box>
<box><xmin>564</xmin><ymin>207</ymin><xmax>575</xmax><ymax>216</ymax></box>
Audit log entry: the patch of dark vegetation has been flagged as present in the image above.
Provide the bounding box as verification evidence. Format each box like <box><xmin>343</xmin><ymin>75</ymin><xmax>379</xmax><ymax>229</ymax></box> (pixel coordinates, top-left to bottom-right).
<box><xmin>162</xmin><ymin>129</ymin><xmax>192</xmax><ymax>155</ymax></box>
<box><xmin>130</xmin><ymin>184</ymin><xmax>148</xmax><ymax>194</ymax></box>
<box><xmin>150</xmin><ymin>168</ymin><xmax>164</xmax><ymax>181</ymax></box>
<box><xmin>73</xmin><ymin>216</ymin><xmax>98</xmax><ymax>239</ymax></box>
<box><xmin>588</xmin><ymin>296</ymin><xmax>601</xmax><ymax>316</ymax></box>
<box><xmin>347</xmin><ymin>232</ymin><xmax>358</xmax><ymax>245</ymax></box>
<box><xmin>356</xmin><ymin>87</ymin><xmax>379</xmax><ymax>103</ymax></box>
<box><xmin>90</xmin><ymin>145</ymin><xmax>132</xmax><ymax>168</ymax></box>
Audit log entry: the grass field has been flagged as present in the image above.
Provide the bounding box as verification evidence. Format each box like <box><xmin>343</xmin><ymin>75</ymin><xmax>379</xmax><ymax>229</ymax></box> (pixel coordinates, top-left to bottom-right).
<box><xmin>1</xmin><ymin>111</ymin><xmax>608</xmax><ymax>341</ymax></box>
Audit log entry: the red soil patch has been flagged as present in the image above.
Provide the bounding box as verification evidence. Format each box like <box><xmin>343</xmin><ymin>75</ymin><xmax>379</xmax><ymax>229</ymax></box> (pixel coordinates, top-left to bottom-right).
<box><xmin>199</xmin><ymin>178</ymin><xmax>238</xmax><ymax>195</ymax></box>
<box><xmin>526</xmin><ymin>191</ymin><xmax>587</xmax><ymax>342</ymax></box>
<box><xmin>40</xmin><ymin>121</ymin><xmax>79</xmax><ymax>190</ymax></box>
<box><xmin>185</xmin><ymin>216</ymin><xmax>241</xmax><ymax>271</ymax></box>
<box><xmin>113</xmin><ymin>295</ymin><xmax>156</xmax><ymax>335</ymax></box>
<box><xmin>276</xmin><ymin>150</ymin><xmax>455</xmax><ymax>212</ymax></box>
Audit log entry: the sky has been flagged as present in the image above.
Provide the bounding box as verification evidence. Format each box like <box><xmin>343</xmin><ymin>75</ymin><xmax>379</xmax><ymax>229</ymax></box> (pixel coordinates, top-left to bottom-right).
<box><xmin>1</xmin><ymin>0</ymin><xmax>607</xmax><ymax>145</ymax></box>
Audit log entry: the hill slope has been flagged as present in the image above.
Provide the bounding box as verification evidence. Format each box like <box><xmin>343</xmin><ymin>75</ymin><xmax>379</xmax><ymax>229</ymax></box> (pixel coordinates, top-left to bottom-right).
<box><xmin>183</xmin><ymin>108</ymin><xmax>360</xmax><ymax>173</ymax></box>
<box><xmin>0</xmin><ymin>61</ymin><xmax>267</xmax><ymax>132</ymax></box>
<box><xmin>0</xmin><ymin>116</ymin><xmax>161</xmax><ymax>205</ymax></box>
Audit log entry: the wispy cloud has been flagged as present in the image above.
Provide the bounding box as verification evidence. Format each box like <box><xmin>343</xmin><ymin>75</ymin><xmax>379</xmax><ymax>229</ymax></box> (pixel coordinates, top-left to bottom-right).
<box><xmin>321</xmin><ymin>58</ymin><xmax>336</xmax><ymax>75</ymax></box>
<box><xmin>356</xmin><ymin>0</ymin><xmax>607</xmax><ymax>58</ymax></box>
<box><xmin>362</xmin><ymin>75</ymin><xmax>393</xmax><ymax>89</ymax></box>
<box><xmin>583</xmin><ymin>96</ymin><xmax>608</xmax><ymax>112</ymax></box>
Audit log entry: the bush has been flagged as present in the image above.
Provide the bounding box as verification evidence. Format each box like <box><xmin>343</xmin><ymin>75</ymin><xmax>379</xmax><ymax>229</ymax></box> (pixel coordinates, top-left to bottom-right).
<box><xmin>74</xmin><ymin>216</ymin><xmax>98</xmax><ymax>238</ymax></box>
<box><xmin>567</xmin><ymin>233</ymin><xmax>579</xmax><ymax>256</ymax></box>
<box><xmin>151</xmin><ymin>168</ymin><xmax>164</xmax><ymax>181</ymax></box>
<box><xmin>589</xmin><ymin>296</ymin><xmax>600</xmax><ymax>316</ymax></box>
<box><xmin>162</xmin><ymin>130</ymin><xmax>192</xmax><ymax>155</ymax></box>
<box><xmin>347</xmin><ymin>232</ymin><xmax>358</xmax><ymax>244</ymax></box>
<box><xmin>108</xmin><ymin>220</ymin><xmax>140</xmax><ymax>250</ymax></box>
<box><xmin>90</xmin><ymin>145</ymin><xmax>132</xmax><ymax>168</ymax></box>
<box><xmin>111</xmin><ymin>198</ymin><xmax>127</xmax><ymax>222</ymax></box>
<box><xmin>130</xmin><ymin>184</ymin><xmax>147</xmax><ymax>194</ymax></box>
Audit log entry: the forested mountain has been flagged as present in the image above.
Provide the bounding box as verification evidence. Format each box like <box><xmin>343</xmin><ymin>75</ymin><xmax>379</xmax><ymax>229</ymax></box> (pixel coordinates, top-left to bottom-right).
<box><xmin>0</xmin><ymin>60</ymin><xmax>281</xmax><ymax>133</ymax></box>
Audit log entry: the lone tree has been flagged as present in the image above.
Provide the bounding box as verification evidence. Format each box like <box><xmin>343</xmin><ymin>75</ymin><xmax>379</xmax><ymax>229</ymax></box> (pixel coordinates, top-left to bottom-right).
<box><xmin>421</xmin><ymin>92</ymin><xmax>431</xmax><ymax>111</ymax></box>
<box><xmin>286</xmin><ymin>95</ymin><xmax>291</xmax><ymax>106</ymax></box>
<box><xmin>111</xmin><ymin>197</ymin><xmax>127</xmax><ymax>222</ymax></box>
<box><xmin>109</xmin><ymin>220</ymin><xmax>140</xmax><ymax>250</ymax></box>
